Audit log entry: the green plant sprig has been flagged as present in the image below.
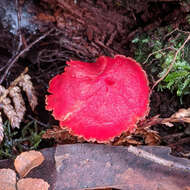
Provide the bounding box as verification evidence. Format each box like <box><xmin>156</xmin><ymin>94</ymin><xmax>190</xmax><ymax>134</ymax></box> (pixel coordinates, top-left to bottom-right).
<box><xmin>132</xmin><ymin>27</ymin><xmax>190</xmax><ymax>103</ymax></box>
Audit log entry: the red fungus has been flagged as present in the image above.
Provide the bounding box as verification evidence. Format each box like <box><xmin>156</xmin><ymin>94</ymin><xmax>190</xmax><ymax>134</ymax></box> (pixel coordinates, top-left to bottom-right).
<box><xmin>46</xmin><ymin>55</ymin><xmax>149</xmax><ymax>142</ymax></box>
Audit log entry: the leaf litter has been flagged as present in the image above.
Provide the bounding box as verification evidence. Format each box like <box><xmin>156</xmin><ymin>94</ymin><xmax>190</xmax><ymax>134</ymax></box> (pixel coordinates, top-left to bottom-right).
<box><xmin>0</xmin><ymin>68</ymin><xmax>38</xmax><ymax>143</ymax></box>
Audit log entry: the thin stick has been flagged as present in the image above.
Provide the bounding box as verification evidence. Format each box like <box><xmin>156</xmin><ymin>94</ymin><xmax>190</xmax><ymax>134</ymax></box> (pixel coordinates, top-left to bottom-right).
<box><xmin>0</xmin><ymin>29</ymin><xmax>54</xmax><ymax>85</ymax></box>
<box><xmin>151</xmin><ymin>34</ymin><xmax>190</xmax><ymax>90</ymax></box>
<box><xmin>28</xmin><ymin>115</ymin><xmax>49</xmax><ymax>127</ymax></box>
<box><xmin>128</xmin><ymin>145</ymin><xmax>190</xmax><ymax>172</ymax></box>
<box><xmin>143</xmin><ymin>47</ymin><xmax>175</xmax><ymax>65</ymax></box>
<box><xmin>15</xmin><ymin>0</ymin><xmax>23</xmax><ymax>52</ymax></box>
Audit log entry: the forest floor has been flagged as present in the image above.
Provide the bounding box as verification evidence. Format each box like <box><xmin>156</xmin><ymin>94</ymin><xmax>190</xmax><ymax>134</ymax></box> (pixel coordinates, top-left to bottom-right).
<box><xmin>0</xmin><ymin>0</ymin><xmax>190</xmax><ymax>159</ymax></box>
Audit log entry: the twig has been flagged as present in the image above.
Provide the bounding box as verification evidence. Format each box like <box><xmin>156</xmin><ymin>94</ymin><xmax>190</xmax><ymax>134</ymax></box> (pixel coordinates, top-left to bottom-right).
<box><xmin>0</xmin><ymin>29</ymin><xmax>54</xmax><ymax>85</ymax></box>
<box><xmin>28</xmin><ymin>115</ymin><xmax>49</xmax><ymax>127</ymax></box>
<box><xmin>128</xmin><ymin>145</ymin><xmax>190</xmax><ymax>172</ymax></box>
<box><xmin>164</xmin><ymin>28</ymin><xmax>190</xmax><ymax>39</ymax></box>
<box><xmin>80</xmin><ymin>184</ymin><xmax>125</xmax><ymax>190</ymax></box>
<box><xmin>151</xmin><ymin>33</ymin><xmax>190</xmax><ymax>90</ymax></box>
<box><xmin>143</xmin><ymin>47</ymin><xmax>176</xmax><ymax>65</ymax></box>
<box><xmin>15</xmin><ymin>0</ymin><xmax>23</xmax><ymax>52</ymax></box>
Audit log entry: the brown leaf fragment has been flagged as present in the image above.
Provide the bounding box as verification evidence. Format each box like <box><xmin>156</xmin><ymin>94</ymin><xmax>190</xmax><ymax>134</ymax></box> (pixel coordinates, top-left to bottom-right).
<box><xmin>14</xmin><ymin>150</ymin><xmax>44</xmax><ymax>177</ymax></box>
<box><xmin>0</xmin><ymin>85</ymin><xmax>20</xmax><ymax>128</ymax></box>
<box><xmin>0</xmin><ymin>169</ymin><xmax>16</xmax><ymax>190</ymax></box>
<box><xmin>19</xmin><ymin>74</ymin><xmax>38</xmax><ymax>111</ymax></box>
<box><xmin>144</xmin><ymin>132</ymin><xmax>161</xmax><ymax>145</ymax></box>
<box><xmin>17</xmin><ymin>178</ymin><xmax>49</xmax><ymax>190</ymax></box>
<box><xmin>135</xmin><ymin>128</ymin><xmax>161</xmax><ymax>145</ymax></box>
<box><xmin>171</xmin><ymin>108</ymin><xmax>190</xmax><ymax>119</ymax></box>
<box><xmin>161</xmin><ymin>121</ymin><xmax>174</xmax><ymax>127</ymax></box>
<box><xmin>9</xmin><ymin>86</ymin><xmax>26</xmax><ymax>125</ymax></box>
<box><xmin>0</xmin><ymin>112</ymin><xmax>4</xmax><ymax>143</ymax></box>
<box><xmin>140</xmin><ymin>107</ymin><xmax>190</xmax><ymax>129</ymax></box>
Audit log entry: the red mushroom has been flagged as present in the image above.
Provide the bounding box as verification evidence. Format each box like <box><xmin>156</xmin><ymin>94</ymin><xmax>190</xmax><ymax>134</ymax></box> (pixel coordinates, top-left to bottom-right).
<box><xmin>46</xmin><ymin>55</ymin><xmax>149</xmax><ymax>142</ymax></box>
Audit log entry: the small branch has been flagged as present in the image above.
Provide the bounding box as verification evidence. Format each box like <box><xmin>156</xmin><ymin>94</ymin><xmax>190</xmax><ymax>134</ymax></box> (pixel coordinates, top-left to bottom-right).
<box><xmin>0</xmin><ymin>29</ymin><xmax>54</xmax><ymax>85</ymax></box>
<box><xmin>28</xmin><ymin>115</ymin><xmax>49</xmax><ymax>127</ymax></box>
<box><xmin>128</xmin><ymin>145</ymin><xmax>190</xmax><ymax>172</ymax></box>
<box><xmin>151</xmin><ymin>33</ymin><xmax>190</xmax><ymax>90</ymax></box>
<box><xmin>143</xmin><ymin>47</ymin><xmax>175</xmax><ymax>65</ymax></box>
<box><xmin>15</xmin><ymin>0</ymin><xmax>23</xmax><ymax>52</ymax></box>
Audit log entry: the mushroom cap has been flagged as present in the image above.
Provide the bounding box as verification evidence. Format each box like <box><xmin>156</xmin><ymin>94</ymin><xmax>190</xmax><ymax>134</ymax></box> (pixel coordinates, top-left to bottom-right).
<box><xmin>46</xmin><ymin>55</ymin><xmax>149</xmax><ymax>142</ymax></box>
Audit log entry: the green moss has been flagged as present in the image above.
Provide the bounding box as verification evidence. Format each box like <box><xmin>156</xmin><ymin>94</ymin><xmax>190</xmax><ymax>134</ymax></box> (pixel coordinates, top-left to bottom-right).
<box><xmin>132</xmin><ymin>27</ymin><xmax>190</xmax><ymax>102</ymax></box>
<box><xmin>0</xmin><ymin>120</ymin><xmax>45</xmax><ymax>159</ymax></box>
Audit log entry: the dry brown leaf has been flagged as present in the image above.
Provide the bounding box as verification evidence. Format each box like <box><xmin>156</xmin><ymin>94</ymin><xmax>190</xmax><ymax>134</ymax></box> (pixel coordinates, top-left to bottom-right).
<box><xmin>171</xmin><ymin>108</ymin><xmax>190</xmax><ymax>119</ymax></box>
<box><xmin>0</xmin><ymin>112</ymin><xmax>4</xmax><ymax>142</ymax></box>
<box><xmin>140</xmin><ymin>107</ymin><xmax>190</xmax><ymax>129</ymax></box>
<box><xmin>0</xmin><ymin>85</ymin><xmax>20</xmax><ymax>128</ymax></box>
<box><xmin>0</xmin><ymin>169</ymin><xmax>17</xmax><ymax>190</ymax></box>
<box><xmin>14</xmin><ymin>150</ymin><xmax>44</xmax><ymax>177</ymax></box>
<box><xmin>0</xmin><ymin>68</ymin><xmax>38</xmax><ymax>144</ymax></box>
<box><xmin>135</xmin><ymin>128</ymin><xmax>161</xmax><ymax>145</ymax></box>
<box><xmin>144</xmin><ymin>131</ymin><xmax>161</xmax><ymax>145</ymax></box>
<box><xmin>17</xmin><ymin>178</ymin><xmax>49</xmax><ymax>190</ymax></box>
<box><xmin>9</xmin><ymin>86</ymin><xmax>26</xmax><ymax>126</ymax></box>
<box><xmin>19</xmin><ymin>74</ymin><xmax>37</xmax><ymax>111</ymax></box>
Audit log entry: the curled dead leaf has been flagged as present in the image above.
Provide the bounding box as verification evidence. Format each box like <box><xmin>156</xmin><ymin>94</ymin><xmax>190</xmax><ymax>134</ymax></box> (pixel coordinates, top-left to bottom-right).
<box><xmin>0</xmin><ymin>85</ymin><xmax>20</xmax><ymax>128</ymax></box>
<box><xmin>17</xmin><ymin>178</ymin><xmax>49</xmax><ymax>190</ymax></box>
<box><xmin>9</xmin><ymin>86</ymin><xmax>26</xmax><ymax>125</ymax></box>
<box><xmin>14</xmin><ymin>150</ymin><xmax>44</xmax><ymax>177</ymax></box>
<box><xmin>135</xmin><ymin>128</ymin><xmax>161</xmax><ymax>145</ymax></box>
<box><xmin>0</xmin><ymin>68</ymin><xmax>38</xmax><ymax>144</ymax></box>
<box><xmin>19</xmin><ymin>74</ymin><xmax>38</xmax><ymax>111</ymax></box>
<box><xmin>0</xmin><ymin>168</ymin><xmax>16</xmax><ymax>190</ymax></box>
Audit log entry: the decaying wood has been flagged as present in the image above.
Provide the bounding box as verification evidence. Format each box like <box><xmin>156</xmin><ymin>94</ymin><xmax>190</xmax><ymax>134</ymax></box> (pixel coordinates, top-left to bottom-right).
<box><xmin>36</xmin><ymin>0</ymin><xmax>185</xmax><ymax>61</ymax></box>
<box><xmin>128</xmin><ymin>145</ymin><xmax>190</xmax><ymax>172</ymax></box>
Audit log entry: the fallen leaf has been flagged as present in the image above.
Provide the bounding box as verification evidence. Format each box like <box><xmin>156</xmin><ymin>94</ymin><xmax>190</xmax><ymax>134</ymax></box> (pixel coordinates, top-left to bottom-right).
<box><xmin>17</xmin><ymin>178</ymin><xmax>49</xmax><ymax>190</ymax></box>
<box><xmin>9</xmin><ymin>86</ymin><xmax>26</xmax><ymax>126</ymax></box>
<box><xmin>14</xmin><ymin>150</ymin><xmax>44</xmax><ymax>177</ymax></box>
<box><xmin>0</xmin><ymin>168</ymin><xmax>16</xmax><ymax>190</ymax></box>
<box><xmin>0</xmin><ymin>68</ymin><xmax>38</xmax><ymax>140</ymax></box>
<box><xmin>135</xmin><ymin>128</ymin><xmax>161</xmax><ymax>145</ymax></box>
<box><xmin>19</xmin><ymin>74</ymin><xmax>38</xmax><ymax>111</ymax></box>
